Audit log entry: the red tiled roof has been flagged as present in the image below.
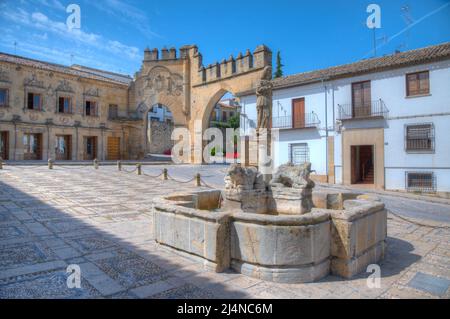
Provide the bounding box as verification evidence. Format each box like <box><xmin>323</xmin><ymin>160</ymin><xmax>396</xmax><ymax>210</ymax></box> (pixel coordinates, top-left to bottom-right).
<box><xmin>272</xmin><ymin>42</ymin><xmax>450</xmax><ymax>89</ymax></box>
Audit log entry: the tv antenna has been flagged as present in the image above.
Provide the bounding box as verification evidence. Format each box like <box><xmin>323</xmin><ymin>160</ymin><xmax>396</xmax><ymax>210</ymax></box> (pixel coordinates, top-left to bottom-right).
<box><xmin>400</xmin><ymin>5</ymin><xmax>414</xmax><ymax>51</ymax></box>
<box><xmin>14</xmin><ymin>41</ymin><xmax>17</xmax><ymax>55</ymax></box>
<box><xmin>70</xmin><ymin>53</ymin><xmax>74</xmax><ymax>65</ymax></box>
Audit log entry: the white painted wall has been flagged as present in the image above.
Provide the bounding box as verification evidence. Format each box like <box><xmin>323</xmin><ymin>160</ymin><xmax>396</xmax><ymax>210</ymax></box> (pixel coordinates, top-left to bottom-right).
<box><xmin>240</xmin><ymin>59</ymin><xmax>450</xmax><ymax>192</ymax></box>
<box><xmin>384</xmin><ymin>115</ymin><xmax>450</xmax><ymax>192</ymax></box>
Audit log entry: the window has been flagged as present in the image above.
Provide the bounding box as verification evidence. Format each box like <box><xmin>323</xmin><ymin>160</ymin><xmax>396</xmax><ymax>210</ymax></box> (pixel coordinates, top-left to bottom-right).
<box><xmin>406</xmin><ymin>172</ymin><xmax>435</xmax><ymax>193</ymax></box>
<box><xmin>0</xmin><ymin>88</ymin><xmax>8</xmax><ymax>107</ymax></box>
<box><xmin>222</xmin><ymin>111</ymin><xmax>227</xmax><ymax>122</ymax></box>
<box><xmin>406</xmin><ymin>71</ymin><xmax>429</xmax><ymax>96</ymax></box>
<box><xmin>27</xmin><ymin>92</ymin><xmax>42</xmax><ymax>110</ymax></box>
<box><xmin>230</xmin><ymin>111</ymin><xmax>234</xmax><ymax>118</ymax></box>
<box><xmin>352</xmin><ymin>81</ymin><xmax>371</xmax><ymax>117</ymax></box>
<box><xmin>108</xmin><ymin>104</ymin><xmax>118</xmax><ymax>119</ymax></box>
<box><xmin>58</xmin><ymin>96</ymin><xmax>72</xmax><ymax>113</ymax></box>
<box><xmin>85</xmin><ymin>100</ymin><xmax>97</xmax><ymax>116</ymax></box>
<box><xmin>405</xmin><ymin>123</ymin><xmax>434</xmax><ymax>152</ymax></box>
<box><xmin>289</xmin><ymin>143</ymin><xmax>309</xmax><ymax>165</ymax></box>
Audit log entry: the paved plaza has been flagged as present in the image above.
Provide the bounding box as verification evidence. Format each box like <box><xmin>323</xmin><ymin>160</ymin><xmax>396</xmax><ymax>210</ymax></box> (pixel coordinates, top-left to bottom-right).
<box><xmin>0</xmin><ymin>164</ymin><xmax>449</xmax><ymax>299</ymax></box>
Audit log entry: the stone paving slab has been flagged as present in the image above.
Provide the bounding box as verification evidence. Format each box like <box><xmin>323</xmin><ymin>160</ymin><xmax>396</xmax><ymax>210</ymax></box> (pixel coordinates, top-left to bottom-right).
<box><xmin>0</xmin><ymin>165</ymin><xmax>449</xmax><ymax>299</ymax></box>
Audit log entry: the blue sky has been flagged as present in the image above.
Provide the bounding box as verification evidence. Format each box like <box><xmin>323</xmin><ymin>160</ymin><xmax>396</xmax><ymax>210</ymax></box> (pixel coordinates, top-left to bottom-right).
<box><xmin>0</xmin><ymin>0</ymin><xmax>449</xmax><ymax>76</ymax></box>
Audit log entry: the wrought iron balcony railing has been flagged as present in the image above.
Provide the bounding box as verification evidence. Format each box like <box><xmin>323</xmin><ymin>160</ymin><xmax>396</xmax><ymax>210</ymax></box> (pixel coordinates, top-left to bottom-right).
<box><xmin>272</xmin><ymin>112</ymin><xmax>321</xmax><ymax>129</ymax></box>
<box><xmin>337</xmin><ymin>99</ymin><xmax>388</xmax><ymax>120</ymax></box>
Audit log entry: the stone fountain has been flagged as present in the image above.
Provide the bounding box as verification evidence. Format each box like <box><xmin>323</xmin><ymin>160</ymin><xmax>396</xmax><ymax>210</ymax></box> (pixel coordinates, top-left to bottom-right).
<box><xmin>152</xmin><ymin>163</ymin><xmax>387</xmax><ymax>283</ymax></box>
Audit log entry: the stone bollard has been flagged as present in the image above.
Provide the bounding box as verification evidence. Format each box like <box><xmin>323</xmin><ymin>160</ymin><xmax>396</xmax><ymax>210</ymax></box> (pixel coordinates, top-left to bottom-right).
<box><xmin>93</xmin><ymin>159</ymin><xmax>99</xmax><ymax>169</ymax></box>
<box><xmin>48</xmin><ymin>159</ymin><xmax>53</xmax><ymax>170</ymax></box>
<box><xmin>195</xmin><ymin>173</ymin><xmax>201</xmax><ymax>187</ymax></box>
<box><xmin>136</xmin><ymin>163</ymin><xmax>142</xmax><ymax>175</ymax></box>
<box><xmin>0</xmin><ymin>157</ymin><xmax>3</xmax><ymax>169</ymax></box>
<box><xmin>117</xmin><ymin>161</ymin><xmax>122</xmax><ymax>171</ymax></box>
<box><xmin>162</xmin><ymin>168</ymin><xmax>168</xmax><ymax>180</ymax></box>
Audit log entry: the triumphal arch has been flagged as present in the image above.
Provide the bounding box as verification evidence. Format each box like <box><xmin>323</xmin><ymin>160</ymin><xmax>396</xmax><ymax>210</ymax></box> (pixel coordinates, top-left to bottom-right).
<box><xmin>129</xmin><ymin>44</ymin><xmax>272</xmax><ymax>163</ymax></box>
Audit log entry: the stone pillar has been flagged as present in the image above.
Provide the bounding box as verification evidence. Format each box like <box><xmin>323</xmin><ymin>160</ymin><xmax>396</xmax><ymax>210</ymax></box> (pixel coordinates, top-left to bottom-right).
<box><xmin>255</xmin><ymin>66</ymin><xmax>273</xmax><ymax>181</ymax></box>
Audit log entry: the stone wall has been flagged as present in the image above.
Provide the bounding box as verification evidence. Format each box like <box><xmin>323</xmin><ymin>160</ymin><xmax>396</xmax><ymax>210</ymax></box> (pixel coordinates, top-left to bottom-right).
<box><xmin>0</xmin><ymin>57</ymin><xmax>133</xmax><ymax>160</ymax></box>
<box><xmin>329</xmin><ymin>196</ymin><xmax>387</xmax><ymax>278</ymax></box>
<box><xmin>152</xmin><ymin>189</ymin><xmax>387</xmax><ymax>284</ymax></box>
<box><xmin>148</xmin><ymin>120</ymin><xmax>174</xmax><ymax>154</ymax></box>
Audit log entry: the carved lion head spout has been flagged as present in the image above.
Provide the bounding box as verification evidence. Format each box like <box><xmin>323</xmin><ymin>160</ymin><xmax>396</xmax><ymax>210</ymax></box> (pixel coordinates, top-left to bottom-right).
<box><xmin>270</xmin><ymin>162</ymin><xmax>315</xmax><ymax>189</ymax></box>
<box><xmin>224</xmin><ymin>164</ymin><xmax>266</xmax><ymax>192</ymax></box>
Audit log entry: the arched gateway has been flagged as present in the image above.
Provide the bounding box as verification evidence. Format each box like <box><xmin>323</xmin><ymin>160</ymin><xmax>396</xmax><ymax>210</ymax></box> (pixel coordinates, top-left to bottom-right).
<box><xmin>129</xmin><ymin>45</ymin><xmax>272</xmax><ymax>163</ymax></box>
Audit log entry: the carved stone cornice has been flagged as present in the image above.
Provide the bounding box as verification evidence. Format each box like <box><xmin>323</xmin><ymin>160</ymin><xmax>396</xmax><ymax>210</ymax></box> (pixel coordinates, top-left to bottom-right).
<box><xmin>55</xmin><ymin>79</ymin><xmax>74</xmax><ymax>93</ymax></box>
<box><xmin>24</xmin><ymin>73</ymin><xmax>44</xmax><ymax>88</ymax></box>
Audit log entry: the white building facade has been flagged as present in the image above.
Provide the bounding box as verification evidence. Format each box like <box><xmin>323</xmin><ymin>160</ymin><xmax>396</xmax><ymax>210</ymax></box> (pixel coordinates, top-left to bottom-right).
<box><xmin>239</xmin><ymin>42</ymin><xmax>450</xmax><ymax>197</ymax></box>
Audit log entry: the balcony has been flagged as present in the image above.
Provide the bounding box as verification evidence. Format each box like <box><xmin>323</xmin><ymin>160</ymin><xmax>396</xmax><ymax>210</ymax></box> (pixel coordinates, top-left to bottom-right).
<box><xmin>272</xmin><ymin>112</ymin><xmax>321</xmax><ymax>130</ymax></box>
<box><xmin>337</xmin><ymin>99</ymin><xmax>389</xmax><ymax>121</ymax></box>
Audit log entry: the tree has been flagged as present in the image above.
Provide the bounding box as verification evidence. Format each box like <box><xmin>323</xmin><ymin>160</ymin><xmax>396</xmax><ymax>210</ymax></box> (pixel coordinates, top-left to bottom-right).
<box><xmin>228</xmin><ymin>113</ymin><xmax>240</xmax><ymax>129</ymax></box>
<box><xmin>274</xmin><ymin>51</ymin><xmax>284</xmax><ymax>78</ymax></box>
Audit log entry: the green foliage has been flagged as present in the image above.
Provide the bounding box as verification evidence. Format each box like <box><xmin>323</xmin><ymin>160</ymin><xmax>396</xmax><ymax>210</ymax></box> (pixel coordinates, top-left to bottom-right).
<box><xmin>274</xmin><ymin>51</ymin><xmax>284</xmax><ymax>79</ymax></box>
<box><xmin>210</xmin><ymin>113</ymin><xmax>240</xmax><ymax>129</ymax></box>
<box><xmin>228</xmin><ymin>114</ymin><xmax>240</xmax><ymax>129</ymax></box>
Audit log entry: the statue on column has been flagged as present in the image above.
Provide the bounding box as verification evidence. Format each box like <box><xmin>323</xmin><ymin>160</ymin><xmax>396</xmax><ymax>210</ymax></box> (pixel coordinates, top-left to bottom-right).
<box><xmin>256</xmin><ymin>66</ymin><xmax>273</xmax><ymax>130</ymax></box>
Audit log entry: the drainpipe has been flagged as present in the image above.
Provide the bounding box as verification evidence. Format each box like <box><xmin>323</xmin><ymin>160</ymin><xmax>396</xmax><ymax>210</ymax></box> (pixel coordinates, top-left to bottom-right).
<box><xmin>322</xmin><ymin>78</ymin><xmax>329</xmax><ymax>181</ymax></box>
<box><xmin>332</xmin><ymin>85</ymin><xmax>335</xmax><ymax>130</ymax></box>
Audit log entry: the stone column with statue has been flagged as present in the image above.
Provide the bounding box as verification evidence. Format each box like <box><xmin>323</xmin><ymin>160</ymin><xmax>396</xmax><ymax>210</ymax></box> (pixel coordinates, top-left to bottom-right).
<box><xmin>255</xmin><ymin>66</ymin><xmax>273</xmax><ymax>180</ymax></box>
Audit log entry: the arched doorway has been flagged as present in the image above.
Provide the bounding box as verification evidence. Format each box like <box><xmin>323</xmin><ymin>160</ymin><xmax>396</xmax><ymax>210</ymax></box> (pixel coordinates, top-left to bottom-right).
<box><xmin>204</xmin><ymin>91</ymin><xmax>241</xmax><ymax>164</ymax></box>
<box><xmin>146</xmin><ymin>103</ymin><xmax>175</xmax><ymax>156</ymax></box>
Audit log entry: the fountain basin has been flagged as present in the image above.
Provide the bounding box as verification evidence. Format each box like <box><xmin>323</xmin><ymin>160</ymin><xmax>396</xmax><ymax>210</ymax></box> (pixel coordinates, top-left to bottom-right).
<box><xmin>152</xmin><ymin>189</ymin><xmax>387</xmax><ymax>283</ymax></box>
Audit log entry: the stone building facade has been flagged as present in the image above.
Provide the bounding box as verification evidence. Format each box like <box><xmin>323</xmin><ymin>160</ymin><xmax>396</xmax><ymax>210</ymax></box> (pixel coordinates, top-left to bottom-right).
<box><xmin>0</xmin><ymin>44</ymin><xmax>271</xmax><ymax>162</ymax></box>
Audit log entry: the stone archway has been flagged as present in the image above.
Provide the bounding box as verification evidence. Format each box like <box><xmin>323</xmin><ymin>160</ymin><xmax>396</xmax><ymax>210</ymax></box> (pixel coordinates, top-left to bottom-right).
<box><xmin>129</xmin><ymin>45</ymin><xmax>272</xmax><ymax>162</ymax></box>
<box><xmin>145</xmin><ymin>103</ymin><xmax>176</xmax><ymax>155</ymax></box>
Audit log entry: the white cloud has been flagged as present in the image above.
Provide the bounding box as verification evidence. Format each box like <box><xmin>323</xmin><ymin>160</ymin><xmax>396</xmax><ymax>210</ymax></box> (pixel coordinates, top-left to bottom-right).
<box><xmin>32</xmin><ymin>0</ymin><xmax>66</xmax><ymax>11</ymax></box>
<box><xmin>1</xmin><ymin>8</ymin><xmax>140</xmax><ymax>61</ymax></box>
<box><xmin>31</xmin><ymin>11</ymin><xmax>49</xmax><ymax>23</ymax></box>
<box><xmin>0</xmin><ymin>29</ymin><xmax>136</xmax><ymax>74</ymax></box>
<box><xmin>90</xmin><ymin>0</ymin><xmax>161</xmax><ymax>39</ymax></box>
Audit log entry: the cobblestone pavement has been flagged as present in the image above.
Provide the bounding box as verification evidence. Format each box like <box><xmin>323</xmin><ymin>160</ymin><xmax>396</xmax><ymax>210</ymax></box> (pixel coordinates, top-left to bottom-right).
<box><xmin>0</xmin><ymin>165</ymin><xmax>449</xmax><ymax>299</ymax></box>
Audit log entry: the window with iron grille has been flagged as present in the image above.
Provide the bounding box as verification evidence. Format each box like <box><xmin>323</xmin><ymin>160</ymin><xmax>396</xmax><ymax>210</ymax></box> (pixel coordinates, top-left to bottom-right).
<box><xmin>405</xmin><ymin>123</ymin><xmax>434</xmax><ymax>152</ymax></box>
<box><xmin>406</xmin><ymin>172</ymin><xmax>436</xmax><ymax>193</ymax></box>
<box><xmin>289</xmin><ymin>143</ymin><xmax>309</xmax><ymax>165</ymax></box>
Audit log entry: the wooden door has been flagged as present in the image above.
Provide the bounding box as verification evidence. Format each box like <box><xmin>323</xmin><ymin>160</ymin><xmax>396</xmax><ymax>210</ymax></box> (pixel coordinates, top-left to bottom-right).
<box><xmin>84</xmin><ymin>137</ymin><xmax>97</xmax><ymax>160</ymax></box>
<box><xmin>107</xmin><ymin>137</ymin><xmax>120</xmax><ymax>160</ymax></box>
<box><xmin>0</xmin><ymin>131</ymin><xmax>8</xmax><ymax>160</ymax></box>
<box><xmin>23</xmin><ymin>133</ymin><xmax>42</xmax><ymax>160</ymax></box>
<box><xmin>292</xmin><ymin>98</ymin><xmax>305</xmax><ymax>128</ymax></box>
<box><xmin>352</xmin><ymin>81</ymin><xmax>371</xmax><ymax>117</ymax></box>
<box><xmin>55</xmin><ymin>135</ymin><xmax>71</xmax><ymax>160</ymax></box>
